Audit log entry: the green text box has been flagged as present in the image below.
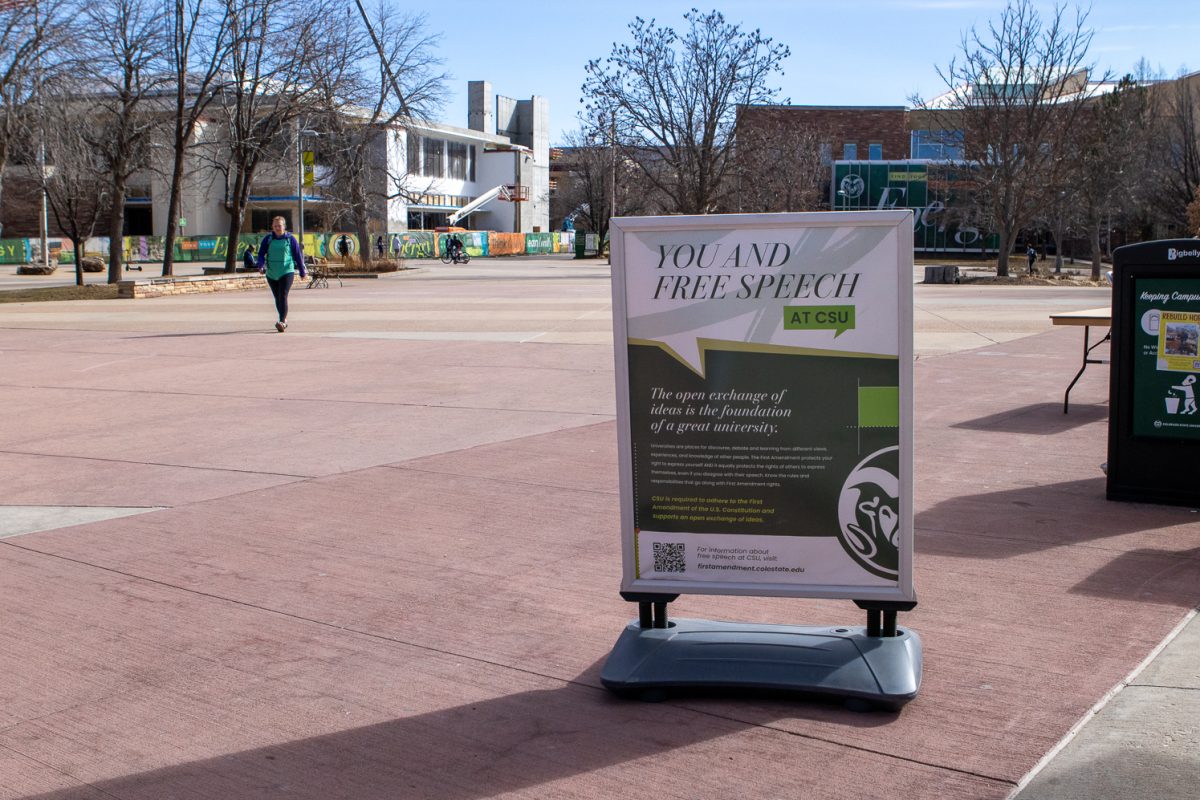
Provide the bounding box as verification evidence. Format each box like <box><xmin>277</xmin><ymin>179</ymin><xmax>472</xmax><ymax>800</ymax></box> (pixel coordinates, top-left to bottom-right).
<box><xmin>784</xmin><ymin>305</ymin><xmax>856</xmax><ymax>337</ymax></box>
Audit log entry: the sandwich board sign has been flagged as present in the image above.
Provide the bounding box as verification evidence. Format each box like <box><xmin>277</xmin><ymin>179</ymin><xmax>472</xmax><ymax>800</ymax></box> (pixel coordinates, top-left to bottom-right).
<box><xmin>601</xmin><ymin>211</ymin><xmax>920</xmax><ymax>708</ymax></box>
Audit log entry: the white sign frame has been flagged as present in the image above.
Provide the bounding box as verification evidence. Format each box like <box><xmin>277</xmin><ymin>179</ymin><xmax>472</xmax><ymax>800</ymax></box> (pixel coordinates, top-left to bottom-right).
<box><xmin>611</xmin><ymin>211</ymin><xmax>915</xmax><ymax>602</ymax></box>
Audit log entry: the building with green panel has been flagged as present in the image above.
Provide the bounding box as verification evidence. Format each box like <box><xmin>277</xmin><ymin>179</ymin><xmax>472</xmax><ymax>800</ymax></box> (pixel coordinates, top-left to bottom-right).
<box><xmin>832</xmin><ymin>160</ymin><xmax>999</xmax><ymax>254</ymax></box>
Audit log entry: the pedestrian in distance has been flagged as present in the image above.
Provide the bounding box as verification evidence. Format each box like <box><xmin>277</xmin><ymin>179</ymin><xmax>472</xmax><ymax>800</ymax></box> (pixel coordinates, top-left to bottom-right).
<box><xmin>376</xmin><ymin>235</ymin><xmax>385</xmax><ymax>259</ymax></box>
<box><xmin>1026</xmin><ymin>245</ymin><xmax>1037</xmax><ymax>274</ymax></box>
<box><xmin>335</xmin><ymin>234</ymin><xmax>351</xmax><ymax>260</ymax></box>
<box><xmin>256</xmin><ymin>215</ymin><xmax>306</xmax><ymax>333</ymax></box>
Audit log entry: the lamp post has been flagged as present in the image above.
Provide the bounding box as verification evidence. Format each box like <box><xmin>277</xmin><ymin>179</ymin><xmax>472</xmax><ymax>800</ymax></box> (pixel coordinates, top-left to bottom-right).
<box><xmin>609</xmin><ymin>115</ymin><xmax>616</xmax><ymax>221</ymax></box>
<box><xmin>599</xmin><ymin>112</ymin><xmax>616</xmax><ymax>222</ymax></box>
<box><xmin>1055</xmin><ymin>189</ymin><xmax>1066</xmax><ymax>274</ymax></box>
<box><xmin>1104</xmin><ymin>170</ymin><xmax>1123</xmax><ymax>261</ymax></box>
<box><xmin>296</xmin><ymin>126</ymin><xmax>320</xmax><ymax>259</ymax></box>
<box><xmin>33</xmin><ymin>2</ymin><xmax>48</xmax><ymax>269</ymax></box>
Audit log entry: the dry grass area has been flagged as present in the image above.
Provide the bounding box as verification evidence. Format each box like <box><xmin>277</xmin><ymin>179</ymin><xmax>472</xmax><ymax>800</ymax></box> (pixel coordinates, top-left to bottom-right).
<box><xmin>962</xmin><ymin>274</ymin><xmax>1108</xmax><ymax>286</ymax></box>
<box><xmin>325</xmin><ymin>261</ymin><xmax>406</xmax><ymax>274</ymax></box>
<box><xmin>0</xmin><ymin>285</ymin><xmax>119</xmax><ymax>304</ymax></box>
<box><xmin>918</xmin><ymin>256</ymin><xmax>1109</xmax><ymax>286</ymax></box>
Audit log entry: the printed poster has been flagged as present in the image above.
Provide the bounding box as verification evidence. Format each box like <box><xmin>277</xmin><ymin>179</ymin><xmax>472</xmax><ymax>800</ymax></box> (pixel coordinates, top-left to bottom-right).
<box><xmin>1132</xmin><ymin>278</ymin><xmax>1200</xmax><ymax>440</ymax></box>
<box><xmin>611</xmin><ymin>211</ymin><xmax>915</xmax><ymax>601</ymax></box>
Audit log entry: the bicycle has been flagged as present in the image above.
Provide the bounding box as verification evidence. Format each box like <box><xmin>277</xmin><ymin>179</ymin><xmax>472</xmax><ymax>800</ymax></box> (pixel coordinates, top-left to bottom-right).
<box><xmin>440</xmin><ymin>248</ymin><xmax>470</xmax><ymax>265</ymax></box>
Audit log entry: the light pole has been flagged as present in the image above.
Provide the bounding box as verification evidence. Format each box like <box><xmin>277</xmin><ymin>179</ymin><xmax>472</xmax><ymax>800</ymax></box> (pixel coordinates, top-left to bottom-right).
<box><xmin>609</xmin><ymin>114</ymin><xmax>616</xmax><ymax>221</ymax></box>
<box><xmin>33</xmin><ymin>2</ymin><xmax>48</xmax><ymax>269</ymax></box>
<box><xmin>296</xmin><ymin>126</ymin><xmax>319</xmax><ymax>260</ymax></box>
<box><xmin>599</xmin><ymin>112</ymin><xmax>616</xmax><ymax>223</ymax></box>
<box><xmin>1055</xmin><ymin>189</ymin><xmax>1066</xmax><ymax>274</ymax></box>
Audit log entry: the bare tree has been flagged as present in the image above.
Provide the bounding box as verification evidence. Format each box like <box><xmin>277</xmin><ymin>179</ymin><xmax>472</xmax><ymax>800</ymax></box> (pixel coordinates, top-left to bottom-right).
<box><xmin>1146</xmin><ymin>72</ymin><xmax>1200</xmax><ymax>234</ymax></box>
<box><xmin>80</xmin><ymin>0</ymin><xmax>170</xmax><ymax>282</ymax></box>
<box><xmin>1068</xmin><ymin>77</ymin><xmax>1154</xmax><ymax>277</ymax></box>
<box><xmin>214</xmin><ymin>0</ymin><xmax>324</xmax><ymax>272</ymax></box>
<box><xmin>912</xmin><ymin>0</ymin><xmax>1103</xmax><ymax>275</ymax></box>
<box><xmin>0</xmin><ymin>0</ymin><xmax>69</xmax><ymax>239</ymax></box>
<box><xmin>550</xmin><ymin>128</ymin><xmax>654</xmax><ymax>243</ymax></box>
<box><xmin>582</xmin><ymin>9</ymin><xmax>789</xmax><ymax>215</ymax></box>
<box><xmin>35</xmin><ymin>80</ymin><xmax>110</xmax><ymax>284</ymax></box>
<box><xmin>1187</xmin><ymin>185</ymin><xmax>1200</xmax><ymax>236</ymax></box>
<box><xmin>160</xmin><ymin>0</ymin><xmax>234</xmax><ymax>276</ymax></box>
<box><xmin>307</xmin><ymin>1</ymin><xmax>444</xmax><ymax>266</ymax></box>
<box><xmin>732</xmin><ymin>107</ymin><xmax>828</xmax><ymax>213</ymax></box>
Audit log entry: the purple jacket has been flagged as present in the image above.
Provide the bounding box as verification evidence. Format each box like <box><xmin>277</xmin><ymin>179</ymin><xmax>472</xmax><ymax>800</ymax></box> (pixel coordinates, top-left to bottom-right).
<box><xmin>255</xmin><ymin>233</ymin><xmax>307</xmax><ymax>277</ymax></box>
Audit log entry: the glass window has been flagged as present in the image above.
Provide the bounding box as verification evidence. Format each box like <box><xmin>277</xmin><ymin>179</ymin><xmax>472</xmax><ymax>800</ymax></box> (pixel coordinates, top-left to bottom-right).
<box><xmin>422</xmin><ymin>137</ymin><xmax>444</xmax><ymax>177</ymax></box>
<box><xmin>843</xmin><ymin>142</ymin><xmax>857</xmax><ymax>160</ymax></box>
<box><xmin>469</xmin><ymin>145</ymin><xmax>476</xmax><ymax>182</ymax></box>
<box><xmin>407</xmin><ymin>132</ymin><xmax>420</xmax><ymax>173</ymax></box>
<box><xmin>819</xmin><ymin>143</ymin><xmax>832</xmax><ymax>165</ymax></box>
<box><xmin>869</xmin><ymin>143</ymin><xmax>882</xmax><ymax>161</ymax></box>
<box><xmin>448</xmin><ymin>142</ymin><xmax>468</xmax><ymax>180</ymax></box>
<box><xmin>910</xmin><ymin>130</ymin><xmax>964</xmax><ymax>161</ymax></box>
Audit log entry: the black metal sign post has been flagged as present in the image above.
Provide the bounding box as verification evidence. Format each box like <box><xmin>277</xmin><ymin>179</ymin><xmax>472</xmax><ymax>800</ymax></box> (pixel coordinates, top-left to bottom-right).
<box><xmin>1108</xmin><ymin>239</ymin><xmax>1200</xmax><ymax>506</ymax></box>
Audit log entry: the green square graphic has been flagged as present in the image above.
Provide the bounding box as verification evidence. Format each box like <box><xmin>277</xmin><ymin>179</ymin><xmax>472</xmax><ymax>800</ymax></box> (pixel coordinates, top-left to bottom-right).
<box><xmin>859</xmin><ymin>386</ymin><xmax>899</xmax><ymax>428</ymax></box>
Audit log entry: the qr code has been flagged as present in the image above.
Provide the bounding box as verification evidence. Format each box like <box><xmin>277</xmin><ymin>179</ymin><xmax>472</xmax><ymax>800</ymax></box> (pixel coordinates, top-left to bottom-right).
<box><xmin>653</xmin><ymin>542</ymin><xmax>686</xmax><ymax>573</ymax></box>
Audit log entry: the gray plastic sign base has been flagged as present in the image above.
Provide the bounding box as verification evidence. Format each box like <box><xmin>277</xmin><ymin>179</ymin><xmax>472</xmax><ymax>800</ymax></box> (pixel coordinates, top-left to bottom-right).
<box><xmin>600</xmin><ymin>617</ymin><xmax>922</xmax><ymax>711</ymax></box>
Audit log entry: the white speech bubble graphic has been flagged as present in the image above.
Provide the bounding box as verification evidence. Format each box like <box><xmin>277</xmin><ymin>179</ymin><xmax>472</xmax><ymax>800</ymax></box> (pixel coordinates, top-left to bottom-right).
<box><xmin>624</xmin><ymin>225</ymin><xmax>899</xmax><ymax>375</ymax></box>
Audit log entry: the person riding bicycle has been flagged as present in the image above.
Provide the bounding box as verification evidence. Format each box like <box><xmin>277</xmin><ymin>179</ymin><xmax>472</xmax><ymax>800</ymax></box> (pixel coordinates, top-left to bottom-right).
<box><xmin>447</xmin><ymin>235</ymin><xmax>464</xmax><ymax>262</ymax></box>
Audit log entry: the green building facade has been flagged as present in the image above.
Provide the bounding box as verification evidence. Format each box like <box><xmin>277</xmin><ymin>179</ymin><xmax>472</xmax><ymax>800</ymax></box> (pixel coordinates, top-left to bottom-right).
<box><xmin>832</xmin><ymin>161</ymin><xmax>998</xmax><ymax>254</ymax></box>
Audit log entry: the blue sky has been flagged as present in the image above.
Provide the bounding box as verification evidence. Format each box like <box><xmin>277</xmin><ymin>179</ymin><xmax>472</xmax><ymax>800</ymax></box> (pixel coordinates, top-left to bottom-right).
<box><xmin>417</xmin><ymin>0</ymin><xmax>1197</xmax><ymax>143</ymax></box>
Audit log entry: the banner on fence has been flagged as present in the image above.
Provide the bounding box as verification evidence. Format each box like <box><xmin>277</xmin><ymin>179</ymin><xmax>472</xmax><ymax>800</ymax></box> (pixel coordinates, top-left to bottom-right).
<box><xmin>439</xmin><ymin>231</ymin><xmax>487</xmax><ymax>258</ymax></box>
<box><xmin>554</xmin><ymin>231</ymin><xmax>575</xmax><ymax>253</ymax></box>
<box><xmin>0</xmin><ymin>238</ymin><xmax>30</xmax><ymax>264</ymax></box>
<box><xmin>394</xmin><ymin>231</ymin><xmax>435</xmax><ymax>258</ymax></box>
<box><xmin>488</xmin><ymin>232</ymin><xmax>524</xmax><ymax>256</ymax></box>
<box><xmin>525</xmin><ymin>231</ymin><xmax>553</xmax><ymax>255</ymax></box>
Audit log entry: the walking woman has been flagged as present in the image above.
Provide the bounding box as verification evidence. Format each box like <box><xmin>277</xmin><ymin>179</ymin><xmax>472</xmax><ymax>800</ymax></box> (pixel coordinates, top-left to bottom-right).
<box><xmin>256</xmin><ymin>216</ymin><xmax>307</xmax><ymax>332</ymax></box>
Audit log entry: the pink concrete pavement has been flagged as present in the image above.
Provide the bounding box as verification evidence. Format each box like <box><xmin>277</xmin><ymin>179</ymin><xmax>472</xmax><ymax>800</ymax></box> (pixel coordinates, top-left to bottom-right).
<box><xmin>0</xmin><ymin>270</ymin><xmax>1196</xmax><ymax>799</ymax></box>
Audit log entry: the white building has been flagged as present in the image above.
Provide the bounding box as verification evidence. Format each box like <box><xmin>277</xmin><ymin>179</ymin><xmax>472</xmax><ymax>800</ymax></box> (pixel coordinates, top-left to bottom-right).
<box><xmin>134</xmin><ymin>80</ymin><xmax>549</xmax><ymax>239</ymax></box>
<box><xmin>395</xmin><ymin>81</ymin><xmax>550</xmax><ymax>233</ymax></box>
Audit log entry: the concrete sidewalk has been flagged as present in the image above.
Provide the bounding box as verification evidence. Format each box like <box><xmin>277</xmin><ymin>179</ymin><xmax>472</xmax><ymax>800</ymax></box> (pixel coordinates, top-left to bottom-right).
<box><xmin>0</xmin><ymin>257</ymin><xmax>1194</xmax><ymax>799</ymax></box>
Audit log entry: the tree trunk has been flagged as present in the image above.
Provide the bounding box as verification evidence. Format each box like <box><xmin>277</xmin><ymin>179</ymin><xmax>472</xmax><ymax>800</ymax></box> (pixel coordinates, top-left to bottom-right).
<box><xmin>0</xmin><ymin>136</ymin><xmax>12</xmax><ymax>240</ymax></box>
<box><xmin>225</xmin><ymin>199</ymin><xmax>244</xmax><ymax>273</ymax></box>
<box><xmin>224</xmin><ymin>167</ymin><xmax>252</xmax><ymax>272</ymax></box>
<box><xmin>996</xmin><ymin>231</ymin><xmax>1012</xmax><ymax>277</ymax></box>
<box><xmin>106</xmin><ymin>183</ymin><xmax>126</xmax><ymax>284</ymax></box>
<box><xmin>74</xmin><ymin>239</ymin><xmax>84</xmax><ymax>287</ymax></box>
<box><xmin>1053</xmin><ymin>224</ymin><xmax>1064</xmax><ymax>273</ymax></box>
<box><xmin>162</xmin><ymin>144</ymin><xmax>187</xmax><ymax>276</ymax></box>
<box><xmin>354</xmin><ymin>209</ymin><xmax>371</xmax><ymax>268</ymax></box>
<box><xmin>1090</xmin><ymin>223</ymin><xmax>1102</xmax><ymax>280</ymax></box>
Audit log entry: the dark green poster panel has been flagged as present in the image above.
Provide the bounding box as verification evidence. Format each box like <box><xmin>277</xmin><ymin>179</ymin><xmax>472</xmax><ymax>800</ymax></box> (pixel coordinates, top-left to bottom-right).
<box><xmin>628</xmin><ymin>344</ymin><xmax>900</xmax><ymax>580</ymax></box>
<box><xmin>1131</xmin><ymin>278</ymin><xmax>1200</xmax><ymax>440</ymax></box>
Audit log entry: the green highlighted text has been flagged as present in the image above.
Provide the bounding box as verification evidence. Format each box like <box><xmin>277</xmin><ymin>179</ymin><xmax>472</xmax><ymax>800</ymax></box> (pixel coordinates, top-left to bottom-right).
<box><xmin>784</xmin><ymin>305</ymin><xmax>856</xmax><ymax>337</ymax></box>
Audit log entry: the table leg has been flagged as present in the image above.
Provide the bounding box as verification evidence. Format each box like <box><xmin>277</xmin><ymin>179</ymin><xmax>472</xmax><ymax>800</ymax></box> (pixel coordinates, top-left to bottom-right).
<box><xmin>1063</xmin><ymin>325</ymin><xmax>1091</xmax><ymax>414</ymax></box>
